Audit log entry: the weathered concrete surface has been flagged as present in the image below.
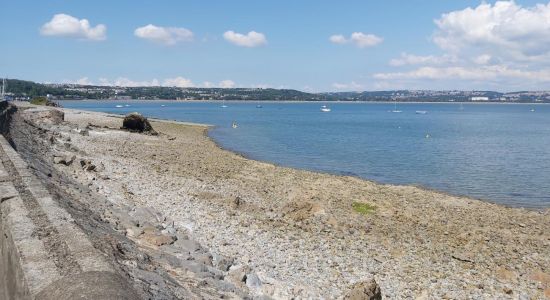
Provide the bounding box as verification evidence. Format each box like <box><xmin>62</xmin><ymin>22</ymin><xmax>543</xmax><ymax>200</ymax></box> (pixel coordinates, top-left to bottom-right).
<box><xmin>0</xmin><ymin>104</ymin><xmax>140</xmax><ymax>299</ymax></box>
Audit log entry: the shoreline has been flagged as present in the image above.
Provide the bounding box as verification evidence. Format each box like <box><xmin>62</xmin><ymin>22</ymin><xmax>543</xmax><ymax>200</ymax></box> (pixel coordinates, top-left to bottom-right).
<box><xmin>15</xmin><ymin>102</ymin><xmax>550</xmax><ymax>298</ymax></box>
<box><xmin>58</xmin><ymin>99</ymin><xmax>550</xmax><ymax>105</ymax></box>
<box><xmin>59</xmin><ymin>104</ymin><xmax>548</xmax><ymax>211</ymax></box>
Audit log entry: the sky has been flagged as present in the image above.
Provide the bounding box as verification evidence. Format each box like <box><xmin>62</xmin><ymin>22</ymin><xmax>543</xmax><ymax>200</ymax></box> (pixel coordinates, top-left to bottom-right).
<box><xmin>2</xmin><ymin>0</ymin><xmax>550</xmax><ymax>92</ymax></box>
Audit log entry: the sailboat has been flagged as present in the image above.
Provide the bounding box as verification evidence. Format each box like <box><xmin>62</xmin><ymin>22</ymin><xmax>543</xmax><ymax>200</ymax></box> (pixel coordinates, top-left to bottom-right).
<box><xmin>221</xmin><ymin>100</ymin><xmax>228</xmax><ymax>108</ymax></box>
<box><xmin>391</xmin><ymin>100</ymin><xmax>402</xmax><ymax>113</ymax></box>
<box><xmin>320</xmin><ymin>105</ymin><xmax>331</xmax><ymax>112</ymax></box>
<box><xmin>459</xmin><ymin>102</ymin><xmax>464</xmax><ymax>111</ymax></box>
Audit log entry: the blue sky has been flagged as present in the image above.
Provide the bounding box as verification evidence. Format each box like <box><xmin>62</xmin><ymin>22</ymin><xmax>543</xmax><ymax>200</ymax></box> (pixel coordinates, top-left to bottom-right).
<box><xmin>1</xmin><ymin>0</ymin><xmax>550</xmax><ymax>92</ymax></box>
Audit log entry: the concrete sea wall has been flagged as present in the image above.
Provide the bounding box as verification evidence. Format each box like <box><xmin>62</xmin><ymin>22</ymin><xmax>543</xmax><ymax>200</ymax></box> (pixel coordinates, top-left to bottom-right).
<box><xmin>0</xmin><ymin>102</ymin><xmax>139</xmax><ymax>300</ymax></box>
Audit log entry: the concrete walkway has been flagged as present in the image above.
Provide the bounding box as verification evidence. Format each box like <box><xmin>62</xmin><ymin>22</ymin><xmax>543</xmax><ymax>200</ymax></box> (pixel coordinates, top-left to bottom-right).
<box><xmin>0</xmin><ymin>135</ymin><xmax>140</xmax><ymax>300</ymax></box>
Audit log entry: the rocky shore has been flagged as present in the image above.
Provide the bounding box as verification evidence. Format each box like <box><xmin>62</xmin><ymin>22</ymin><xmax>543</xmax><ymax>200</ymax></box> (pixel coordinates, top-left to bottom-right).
<box><xmin>4</xmin><ymin>102</ymin><xmax>550</xmax><ymax>299</ymax></box>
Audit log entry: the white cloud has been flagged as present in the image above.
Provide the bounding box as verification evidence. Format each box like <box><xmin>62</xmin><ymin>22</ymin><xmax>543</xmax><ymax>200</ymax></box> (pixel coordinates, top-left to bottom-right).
<box><xmin>374</xmin><ymin>65</ymin><xmax>550</xmax><ymax>82</ymax></box>
<box><xmin>329</xmin><ymin>34</ymin><xmax>347</xmax><ymax>44</ymax></box>
<box><xmin>134</xmin><ymin>24</ymin><xmax>193</xmax><ymax>45</ymax></box>
<box><xmin>389</xmin><ymin>52</ymin><xmax>456</xmax><ymax>66</ymax></box>
<box><xmin>473</xmin><ymin>54</ymin><xmax>493</xmax><ymax>65</ymax></box>
<box><xmin>115</xmin><ymin>78</ymin><xmax>160</xmax><ymax>87</ymax></box>
<box><xmin>218</xmin><ymin>80</ymin><xmax>235</xmax><ymax>88</ymax></box>
<box><xmin>40</xmin><ymin>13</ymin><xmax>106</xmax><ymax>41</ymax></box>
<box><xmin>332</xmin><ymin>81</ymin><xmax>364</xmax><ymax>90</ymax></box>
<box><xmin>163</xmin><ymin>76</ymin><xmax>194</xmax><ymax>87</ymax></box>
<box><xmin>329</xmin><ymin>32</ymin><xmax>382</xmax><ymax>48</ymax></box>
<box><xmin>202</xmin><ymin>81</ymin><xmax>214</xmax><ymax>88</ymax></box>
<box><xmin>75</xmin><ymin>77</ymin><xmax>93</xmax><ymax>85</ymax></box>
<box><xmin>223</xmin><ymin>31</ymin><xmax>267</xmax><ymax>47</ymax></box>
<box><xmin>433</xmin><ymin>1</ymin><xmax>550</xmax><ymax>62</ymax></box>
<box><xmin>380</xmin><ymin>1</ymin><xmax>550</xmax><ymax>90</ymax></box>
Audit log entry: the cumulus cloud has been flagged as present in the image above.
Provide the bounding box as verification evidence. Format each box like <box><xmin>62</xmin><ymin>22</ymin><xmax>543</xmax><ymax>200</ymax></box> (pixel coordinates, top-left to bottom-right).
<box><xmin>73</xmin><ymin>77</ymin><xmax>240</xmax><ymax>88</ymax></box>
<box><xmin>163</xmin><ymin>76</ymin><xmax>194</xmax><ymax>87</ymax></box>
<box><xmin>218</xmin><ymin>80</ymin><xmax>235</xmax><ymax>88</ymax></box>
<box><xmin>40</xmin><ymin>13</ymin><xmax>106</xmax><ymax>41</ymax></box>
<box><xmin>382</xmin><ymin>1</ymin><xmax>550</xmax><ymax>89</ymax></box>
<box><xmin>329</xmin><ymin>32</ymin><xmax>383</xmax><ymax>48</ymax></box>
<box><xmin>329</xmin><ymin>34</ymin><xmax>347</xmax><ymax>44</ymax></box>
<box><xmin>433</xmin><ymin>1</ymin><xmax>550</xmax><ymax>62</ymax></box>
<box><xmin>389</xmin><ymin>53</ymin><xmax>456</xmax><ymax>66</ymax></box>
<box><xmin>134</xmin><ymin>24</ymin><xmax>193</xmax><ymax>45</ymax></box>
<box><xmin>223</xmin><ymin>31</ymin><xmax>267</xmax><ymax>47</ymax></box>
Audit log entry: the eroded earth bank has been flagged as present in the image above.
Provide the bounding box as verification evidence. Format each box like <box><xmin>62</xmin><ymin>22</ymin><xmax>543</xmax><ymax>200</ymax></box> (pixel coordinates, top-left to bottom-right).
<box><xmin>2</xmin><ymin>102</ymin><xmax>550</xmax><ymax>299</ymax></box>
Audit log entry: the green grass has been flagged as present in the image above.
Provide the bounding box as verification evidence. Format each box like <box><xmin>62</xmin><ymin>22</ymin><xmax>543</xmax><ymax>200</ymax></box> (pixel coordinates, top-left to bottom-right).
<box><xmin>352</xmin><ymin>201</ymin><xmax>376</xmax><ymax>215</ymax></box>
<box><xmin>30</xmin><ymin>96</ymin><xmax>48</xmax><ymax>105</ymax></box>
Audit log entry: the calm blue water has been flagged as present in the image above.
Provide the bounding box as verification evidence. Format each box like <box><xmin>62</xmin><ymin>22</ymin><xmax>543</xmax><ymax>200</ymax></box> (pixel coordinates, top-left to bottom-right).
<box><xmin>61</xmin><ymin>100</ymin><xmax>550</xmax><ymax>209</ymax></box>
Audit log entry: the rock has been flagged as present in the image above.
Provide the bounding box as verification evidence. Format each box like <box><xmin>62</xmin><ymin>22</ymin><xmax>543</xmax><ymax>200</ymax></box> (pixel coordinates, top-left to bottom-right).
<box><xmin>544</xmin><ymin>288</ymin><xmax>550</xmax><ymax>298</ymax></box>
<box><xmin>25</xmin><ymin>108</ymin><xmax>64</xmax><ymax>125</ymax></box>
<box><xmin>343</xmin><ymin>279</ymin><xmax>382</xmax><ymax>300</ymax></box>
<box><xmin>126</xmin><ymin>226</ymin><xmax>144</xmax><ymax>238</ymax></box>
<box><xmin>529</xmin><ymin>271</ymin><xmax>550</xmax><ymax>285</ymax></box>
<box><xmin>496</xmin><ymin>267</ymin><xmax>516</xmax><ymax>282</ymax></box>
<box><xmin>227</xmin><ymin>266</ymin><xmax>251</xmax><ymax>287</ymax></box>
<box><xmin>213</xmin><ymin>253</ymin><xmax>234</xmax><ymax>271</ymax></box>
<box><xmin>80</xmin><ymin>159</ymin><xmax>96</xmax><ymax>171</ymax></box>
<box><xmin>141</xmin><ymin>233</ymin><xmax>177</xmax><ymax>247</ymax></box>
<box><xmin>245</xmin><ymin>273</ymin><xmax>262</xmax><ymax>289</ymax></box>
<box><xmin>122</xmin><ymin>112</ymin><xmax>157</xmax><ymax>135</ymax></box>
<box><xmin>130</xmin><ymin>206</ymin><xmax>163</xmax><ymax>226</ymax></box>
<box><xmin>53</xmin><ymin>154</ymin><xmax>76</xmax><ymax>166</ymax></box>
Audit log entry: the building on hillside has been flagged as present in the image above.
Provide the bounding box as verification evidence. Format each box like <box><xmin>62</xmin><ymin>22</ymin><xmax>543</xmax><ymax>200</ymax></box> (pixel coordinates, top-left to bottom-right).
<box><xmin>471</xmin><ymin>96</ymin><xmax>489</xmax><ymax>101</ymax></box>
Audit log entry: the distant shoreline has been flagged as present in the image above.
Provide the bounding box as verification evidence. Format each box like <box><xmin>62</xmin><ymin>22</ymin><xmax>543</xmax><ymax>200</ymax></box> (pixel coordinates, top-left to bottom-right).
<box><xmin>56</xmin><ymin>99</ymin><xmax>550</xmax><ymax>105</ymax></box>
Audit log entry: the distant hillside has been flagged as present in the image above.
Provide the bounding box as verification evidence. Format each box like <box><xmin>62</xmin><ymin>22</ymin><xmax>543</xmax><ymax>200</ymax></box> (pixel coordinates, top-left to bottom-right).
<box><xmin>2</xmin><ymin>78</ymin><xmax>550</xmax><ymax>102</ymax></box>
<box><xmin>3</xmin><ymin>79</ymin><xmax>326</xmax><ymax>101</ymax></box>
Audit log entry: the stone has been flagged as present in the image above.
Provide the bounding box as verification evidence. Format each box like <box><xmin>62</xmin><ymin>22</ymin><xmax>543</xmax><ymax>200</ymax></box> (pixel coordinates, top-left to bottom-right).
<box><xmin>141</xmin><ymin>233</ymin><xmax>176</xmax><ymax>247</ymax></box>
<box><xmin>343</xmin><ymin>279</ymin><xmax>382</xmax><ymax>300</ymax></box>
<box><xmin>80</xmin><ymin>159</ymin><xmax>96</xmax><ymax>171</ymax></box>
<box><xmin>544</xmin><ymin>288</ymin><xmax>550</xmax><ymax>298</ymax></box>
<box><xmin>213</xmin><ymin>253</ymin><xmax>234</xmax><ymax>271</ymax></box>
<box><xmin>122</xmin><ymin>112</ymin><xmax>157</xmax><ymax>135</ymax></box>
<box><xmin>125</xmin><ymin>226</ymin><xmax>144</xmax><ymax>238</ymax></box>
<box><xmin>245</xmin><ymin>273</ymin><xmax>262</xmax><ymax>289</ymax></box>
<box><xmin>530</xmin><ymin>271</ymin><xmax>550</xmax><ymax>285</ymax></box>
<box><xmin>53</xmin><ymin>154</ymin><xmax>76</xmax><ymax>166</ymax></box>
<box><xmin>496</xmin><ymin>267</ymin><xmax>516</xmax><ymax>282</ymax></box>
<box><xmin>227</xmin><ymin>266</ymin><xmax>251</xmax><ymax>287</ymax></box>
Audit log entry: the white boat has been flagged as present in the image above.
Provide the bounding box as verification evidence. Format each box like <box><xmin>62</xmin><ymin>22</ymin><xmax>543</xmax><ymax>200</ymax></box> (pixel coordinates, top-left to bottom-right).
<box><xmin>232</xmin><ymin>121</ymin><xmax>238</xmax><ymax>128</ymax></box>
<box><xmin>391</xmin><ymin>100</ymin><xmax>402</xmax><ymax>113</ymax></box>
<box><xmin>161</xmin><ymin>104</ymin><xmax>166</xmax><ymax>107</ymax></box>
<box><xmin>221</xmin><ymin>100</ymin><xmax>228</xmax><ymax>108</ymax></box>
<box><xmin>125</xmin><ymin>104</ymin><xmax>130</xmax><ymax>107</ymax></box>
<box><xmin>115</xmin><ymin>105</ymin><xmax>124</xmax><ymax>108</ymax></box>
<box><xmin>415</xmin><ymin>110</ymin><xmax>427</xmax><ymax>114</ymax></box>
<box><xmin>530</xmin><ymin>108</ymin><xmax>535</xmax><ymax>112</ymax></box>
<box><xmin>320</xmin><ymin>105</ymin><xmax>331</xmax><ymax>112</ymax></box>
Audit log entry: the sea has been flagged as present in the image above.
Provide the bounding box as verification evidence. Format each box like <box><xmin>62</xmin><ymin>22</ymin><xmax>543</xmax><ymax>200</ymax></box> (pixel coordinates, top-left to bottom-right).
<box><xmin>60</xmin><ymin>100</ymin><xmax>550</xmax><ymax>209</ymax></box>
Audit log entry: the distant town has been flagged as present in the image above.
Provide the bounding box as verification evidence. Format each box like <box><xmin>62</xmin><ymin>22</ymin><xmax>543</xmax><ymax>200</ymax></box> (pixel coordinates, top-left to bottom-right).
<box><xmin>2</xmin><ymin>78</ymin><xmax>550</xmax><ymax>103</ymax></box>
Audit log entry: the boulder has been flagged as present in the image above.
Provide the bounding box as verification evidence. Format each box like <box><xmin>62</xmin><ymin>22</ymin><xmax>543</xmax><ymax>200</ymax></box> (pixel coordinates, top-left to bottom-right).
<box><xmin>122</xmin><ymin>112</ymin><xmax>157</xmax><ymax>135</ymax></box>
<box><xmin>344</xmin><ymin>279</ymin><xmax>382</xmax><ymax>300</ymax></box>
